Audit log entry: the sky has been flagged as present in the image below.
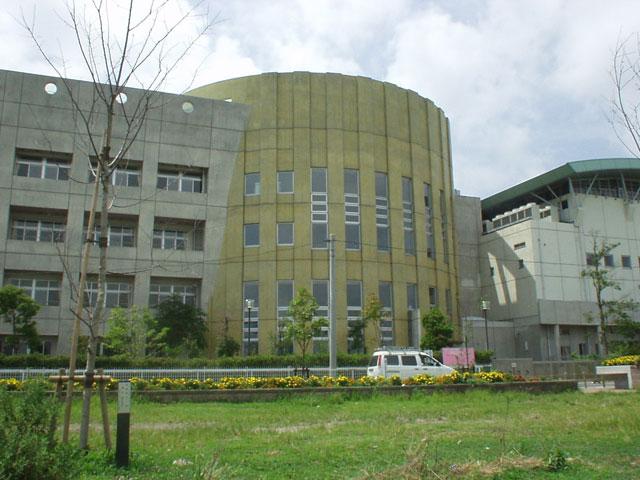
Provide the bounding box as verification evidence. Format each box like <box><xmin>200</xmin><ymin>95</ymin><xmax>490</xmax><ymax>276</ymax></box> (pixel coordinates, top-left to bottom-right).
<box><xmin>2</xmin><ymin>0</ymin><xmax>640</xmax><ymax>198</ymax></box>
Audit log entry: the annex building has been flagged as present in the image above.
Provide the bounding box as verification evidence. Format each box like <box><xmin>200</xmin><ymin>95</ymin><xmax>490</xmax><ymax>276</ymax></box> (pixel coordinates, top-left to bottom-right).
<box><xmin>0</xmin><ymin>70</ymin><xmax>459</xmax><ymax>356</ymax></box>
<box><xmin>457</xmin><ymin>159</ymin><xmax>640</xmax><ymax>360</ymax></box>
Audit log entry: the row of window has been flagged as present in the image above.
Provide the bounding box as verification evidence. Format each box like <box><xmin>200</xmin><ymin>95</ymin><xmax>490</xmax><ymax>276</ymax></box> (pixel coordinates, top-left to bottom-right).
<box><xmin>245</xmin><ymin>171</ymin><xmax>294</xmax><ymax>195</ymax></box>
<box><xmin>586</xmin><ymin>253</ymin><xmax>640</xmax><ymax>269</ymax></box>
<box><xmin>16</xmin><ymin>152</ymin><xmax>205</xmax><ymax>193</ymax></box>
<box><xmin>9</xmin><ymin>218</ymin><xmax>204</xmax><ymax>251</ymax></box>
<box><xmin>5</xmin><ymin>276</ymin><xmax>198</xmax><ymax>308</ymax></box>
<box><xmin>243</xmin><ymin>169</ymin><xmax>448</xmax><ymax>255</ymax></box>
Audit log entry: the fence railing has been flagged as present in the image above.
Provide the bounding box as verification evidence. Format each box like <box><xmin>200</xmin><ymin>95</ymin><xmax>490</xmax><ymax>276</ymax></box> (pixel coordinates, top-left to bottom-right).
<box><xmin>0</xmin><ymin>367</ymin><xmax>369</xmax><ymax>382</ymax></box>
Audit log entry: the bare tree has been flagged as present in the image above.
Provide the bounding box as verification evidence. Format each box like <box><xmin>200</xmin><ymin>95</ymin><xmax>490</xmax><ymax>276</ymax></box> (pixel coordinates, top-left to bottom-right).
<box><xmin>22</xmin><ymin>0</ymin><xmax>214</xmax><ymax>449</ymax></box>
<box><xmin>612</xmin><ymin>33</ymin><xmax>640</xmax><ymax>158</ymax></box>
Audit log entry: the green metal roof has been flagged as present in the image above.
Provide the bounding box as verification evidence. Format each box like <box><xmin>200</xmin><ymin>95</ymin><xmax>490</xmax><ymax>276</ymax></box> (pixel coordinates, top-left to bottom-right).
<box><xmin>481</xmin><ymin>158</ymin><xmax>640</xmax><ymax>217</ymax></box>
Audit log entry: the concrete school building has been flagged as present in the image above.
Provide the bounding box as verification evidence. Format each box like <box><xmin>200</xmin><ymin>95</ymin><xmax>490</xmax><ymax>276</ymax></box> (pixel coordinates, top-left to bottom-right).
<box><xmin>0</xmin><ymin>69</ymin><xmax>459</xmax><ymax>356</ymax></box>
<box><xmin>457</xmin><ymin>159</ymin><xmax>640</xmax><ymax>361</ymax></box>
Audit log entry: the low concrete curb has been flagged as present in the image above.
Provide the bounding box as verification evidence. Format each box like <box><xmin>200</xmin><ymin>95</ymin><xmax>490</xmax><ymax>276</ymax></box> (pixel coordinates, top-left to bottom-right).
<box><xmin>132</xmin><ymin>380</ymin><xmax>578</xmax><ymax>403</ymax></box>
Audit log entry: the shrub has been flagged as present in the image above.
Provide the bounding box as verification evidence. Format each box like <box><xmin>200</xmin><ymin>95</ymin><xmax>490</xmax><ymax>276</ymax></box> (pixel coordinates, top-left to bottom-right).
<box><xmin>0</xmin><ymin>383</ymin><xmax>79</xmax><ymax>479</ymax></box>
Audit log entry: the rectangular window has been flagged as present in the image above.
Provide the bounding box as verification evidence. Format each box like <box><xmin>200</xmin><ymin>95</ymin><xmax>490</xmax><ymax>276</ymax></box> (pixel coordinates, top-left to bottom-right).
<box><xmin>244</xmin><ymin>224</ymin><xmax>260</xmax><ymax>247</ymax></box>
<box><xmin>243</xmin><ymin>281</ymin><xmax>259</xmax><ymax>355</ymax></box>
<box><xmin>152</xmin><ymin>229</ymin><xmax>185</xmax><ymax>250</ymax></box>
<box><xmin>402</xmin><ymin>177</ymin><xmax>415</xmax><ymax>255</ymax></box>
<box><xmin>440</xmin><ymin>189</ymin><xmax>449</xmax><ymax>264</ymax></box>
<box><xmin>622</xmin><ymin>255</ymin><xmax>632</xmax><ymax>268</ymax></box>
<box><xmin>604</xmin><ymin>254</ymin><xmax>614</xmax><ymax>267</ymax></box>
<box><xmin>378</xmin><ymin>282</ymin><xmax>393</xmax><ymax>346</ymax></box>
<box><xmin>311</xmin><ymin>168</ymin><xmax>328</xmax><ymax>249</ymax></box>
<box><xmin>586</xmin><ymin>253</ymin><xmax>597</xmax><ymax>266</ymax></box>
<box><xmin>490</xmin><ymin>266</ymin><xmax>495</xmax><ymax>276</ymax></box>
<box><xmin>85</xmin><ymin>281</ymin><xmax>132</xmax><ymax>308</ymax></box>
<box><xmin>406</xmin><ymin>283</ymin><xmax>418</xmax><ymax>311</ymax></box>
<box><xmin>148</xmin><ymin>281</ymin><xmax>197</xmax><ymax>307</ymax></box>
<box><xmin>375</xmin><ymin>173</ymin><xmax>390</xmax><ymax>252</ymax></box>
<box><xmin>112</xmin><ymin>167</ymin><xmax>140</xmax><ymax>187</ymax></box>
<box><xmin>15</xmin><ymin>151</ymin><xmax>70</xmax><ymax>181</ymax></box>
<box><xmin>244</xmin><ymin>172</ymin><xmax>261</xmax><ymax>196</ymax></box>
<box><xmin>11</xmin><ymin>219</ymin><xmax>65</xmax><ymax>243</ymax></box>
<box><xmin>423</xmin><ymin>183</ymin><xmax>435</xmax><ymax>258</ymax></box>
<box><xmin>8</xmin><ymin>276</ymin><xmax>60</xmax><ymax>306</ymax></box>
<box><xmin>277</xmin><ymin>171</ymin><xmax>294</xmax><ymax>194</ymax></box>
<box><xmin>514</xmin><ymin>242</ymin><xmax>526</xmax><ymax>250</ymax></box>
<box><xmin>428</xmin><ymin>287</ymin><xmax>438</xmax><ymax>309</ymax></box>
<box><xmin>277</xmin><ymin>280</ymin><xmax>294</xmax><ymax>354</ymax></box>
<box><xmin>518</xmin><ymin>259</ymin><xmax>525</xmax><ymax>269</ymax></box>
<box><xmin>277</xmin><ymin>223</ymin><xmax>294</xmax><ymax>246</ymax></box>
<box><xmin>344</xmin><ymin>169</ymin><xmax>361</xmax><ymax>250</ymax></box>
<box><xmin>312</xmin><ymin>280</ymin><xmax>329</xmax><ymax>350</ymax></box>
<box><xmin>347</xmin><ymin>280</ymin><xmax>363</xmax><ymax>353</ymax></box>
<box><xmin>157</xmin><ymin>168</ymin><xmax>204</xmax><ymax>193</ymax></box>
<box><xmin>87</xmin><ymin>225</ymin><xmax>135</xmax><ymax>248</ymax></box>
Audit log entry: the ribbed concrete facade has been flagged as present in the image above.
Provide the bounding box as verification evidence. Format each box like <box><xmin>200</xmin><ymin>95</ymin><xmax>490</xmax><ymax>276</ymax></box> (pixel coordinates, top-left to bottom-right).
<box><xmin>190</xmin><ymin>72</ymin><xmax>459</xmax><ymax>355</ymax></box>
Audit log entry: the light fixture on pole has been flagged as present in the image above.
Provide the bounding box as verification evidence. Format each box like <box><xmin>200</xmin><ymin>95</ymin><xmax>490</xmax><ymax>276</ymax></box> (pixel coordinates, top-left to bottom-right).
<box><xmin>481</xmin><ymin>299</ymin><xmax>491</xmax><ymax>351</ymax></box>
<box><xmin>245</xmin><ymin>298</ymin><xmax>254</xmax><ymax>356</ymax></box>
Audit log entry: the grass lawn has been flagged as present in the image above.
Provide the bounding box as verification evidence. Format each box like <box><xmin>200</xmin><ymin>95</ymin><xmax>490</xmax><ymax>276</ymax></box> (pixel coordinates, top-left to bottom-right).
<box><xmin>73</xmin><ymin>389</ymin><xmax>640</xmax><ymax>479</ymax></box>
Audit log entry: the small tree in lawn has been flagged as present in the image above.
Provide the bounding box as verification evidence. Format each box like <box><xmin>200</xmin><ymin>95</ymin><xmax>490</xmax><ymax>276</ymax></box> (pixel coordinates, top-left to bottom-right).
<box><xmin>0</xmin><ymin>285</ymin><xmax>40</xmax><ymax>354</ymax></box>
<box><xmin>581</xmin><ymin>239</ymin><xmax>638</xmax><ymax>356</ymax></box>
<box><xmin>420</xmin><ymin>308</ymin><xmax>454</xmax><ymax>351</ymax></box>
<box><xmin>362</xmin><ymin>293</ymin><xmax>388</xmax><ymax>349</ymax></box>
<box><xmin>285</xmin><ymin>288</ymin><xmax>327</xmax><ymax>367</ymax></box>
<box><xmin>103</xmin><ymin>306</ymin><xmax>168</xmax><ymax>358</ymax></box>
<box><xmin>156</xmin><ymin>295</ymin><xmax>207</xmax><ymax>358</ymax></box>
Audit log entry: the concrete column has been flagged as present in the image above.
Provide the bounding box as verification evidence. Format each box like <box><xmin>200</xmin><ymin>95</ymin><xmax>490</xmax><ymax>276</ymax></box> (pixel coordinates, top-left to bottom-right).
<box><xmin>554</xmin><ymin>324</ymin><xmax>561</xmax><ymax>360</ymax></box>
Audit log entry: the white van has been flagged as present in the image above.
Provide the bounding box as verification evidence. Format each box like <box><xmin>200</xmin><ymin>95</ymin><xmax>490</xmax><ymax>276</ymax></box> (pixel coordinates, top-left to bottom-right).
<box><xmin>367</xmin><ymin>348</ymin><xmax>455</xmax><ymax>379</ymax></box>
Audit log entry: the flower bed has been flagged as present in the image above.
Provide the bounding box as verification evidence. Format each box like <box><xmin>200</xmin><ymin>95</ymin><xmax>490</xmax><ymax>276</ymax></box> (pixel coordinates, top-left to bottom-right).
<box><xmin>0</xmin><ymin>371</ymin><xmax>526</xmax><ymax>392</ymax></box>
<box><xmin>602</xmin><ymin>355</ymin><xmax>640</xmax><ymax>367</ymax></box>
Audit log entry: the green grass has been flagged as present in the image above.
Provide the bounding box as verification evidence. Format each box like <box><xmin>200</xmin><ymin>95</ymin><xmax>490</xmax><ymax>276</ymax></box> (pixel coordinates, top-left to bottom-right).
<box><xmin>71</xmin><ymin>390</ymin><xmax>640</xmax><ymax>479</ymax></box>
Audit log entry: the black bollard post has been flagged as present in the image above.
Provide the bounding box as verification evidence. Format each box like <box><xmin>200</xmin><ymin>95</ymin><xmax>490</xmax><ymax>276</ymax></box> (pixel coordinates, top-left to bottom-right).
<box><xmin>115</xmin><ymin>380</ymin><xmax>131</xmax><ymax>468</ymax></box>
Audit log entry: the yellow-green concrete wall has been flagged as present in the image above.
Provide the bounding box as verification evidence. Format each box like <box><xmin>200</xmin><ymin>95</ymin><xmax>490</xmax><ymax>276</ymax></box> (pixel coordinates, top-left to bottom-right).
<box><xmin>190</xmin><ymin>72</ymin><xmax>459</xmax><ymax>355</ymax></box>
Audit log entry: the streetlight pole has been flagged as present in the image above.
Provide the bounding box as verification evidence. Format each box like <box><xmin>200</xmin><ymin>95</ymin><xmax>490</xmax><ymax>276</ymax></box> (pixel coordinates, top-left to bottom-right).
<box><xmin>481</xmin><ymin>299</ymin><xmax>490</xmax><ymax>351</ymax></box>
<box><xmin>245</xmin><ymin>298</ymin><xmax>254</xmax><ymax>356</ymax></box>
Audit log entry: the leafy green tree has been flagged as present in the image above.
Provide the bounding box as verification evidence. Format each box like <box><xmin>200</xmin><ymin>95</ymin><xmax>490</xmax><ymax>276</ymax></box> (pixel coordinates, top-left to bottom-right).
<box><xmin>0</xmin><ymin>285</ymin><xmax>40</xmax><ymax>354</ymax></box>
<box><xmin>348</xmin><ymin>318</ymin><xmax>366</xmax><ymax>354</ymax></box>
<box><xmin>420</xmin><ymin>307</ymin><xmax>454</xmax><ymax>351</ymax></box>
<box><xmin>103</xmin><ymin>306</ymin><xmax>168</xmax><ymax>357</ymax></box>
<box><xmin>581</xmin><ymin>240</ymin><xmax>638</xmax><ymax>356</ymax></box>
<box><xmin>362</xmin><ymin>293</ymin><xmax>388</xmax><ymax>349</ymax></box>
<box><xmin>284</xmin><ymin>288</ymin><xmax>328</xmax><ymax>366</ymax></box>
<box><xmin>156</xmin><ymin>295</ymin><xmax>207</xmax><ymax>357</ymax></box>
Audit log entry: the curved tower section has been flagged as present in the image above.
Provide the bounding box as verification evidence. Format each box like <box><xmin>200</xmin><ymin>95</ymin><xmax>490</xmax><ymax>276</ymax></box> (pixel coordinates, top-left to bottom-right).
<box><xmin>190</xmin><ymin>72</ymin><xmax>458</xmax><ymax>355</ymax></box>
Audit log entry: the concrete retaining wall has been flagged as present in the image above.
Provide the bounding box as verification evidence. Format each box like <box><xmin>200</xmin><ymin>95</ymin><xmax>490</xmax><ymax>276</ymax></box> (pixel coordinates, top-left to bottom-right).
<box><xmin>133</xmin><ymin>381</ymin><xmax>578</xmax><ymax>403</ymax></box>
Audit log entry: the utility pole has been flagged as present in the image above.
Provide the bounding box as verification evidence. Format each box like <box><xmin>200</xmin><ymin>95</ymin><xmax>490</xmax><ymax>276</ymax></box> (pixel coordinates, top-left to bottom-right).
<box><xmin>328</xmin><ymin>234</ymin><xmax>337</xmax><ymax>377</ymax></box>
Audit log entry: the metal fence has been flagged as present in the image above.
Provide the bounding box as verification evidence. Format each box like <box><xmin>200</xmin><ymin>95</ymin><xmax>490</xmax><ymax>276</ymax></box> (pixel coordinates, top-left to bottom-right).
<box><xmin>0</xmin><ymin>367</ymin><xmax>369</xmax><ymax>381</ymax></box>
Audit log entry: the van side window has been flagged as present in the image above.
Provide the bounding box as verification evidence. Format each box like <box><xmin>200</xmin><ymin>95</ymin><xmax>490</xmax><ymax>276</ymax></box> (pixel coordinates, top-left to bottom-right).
<box><xmin>386</xmin><ymin>355</ymin><xmax>399</xmax><ymax>366</ymax></box>
<box><xmin>420</xmin><ymin>354</ymin><xmax>436</xmax><ymax>366</ymax></box>
<box><xmin>369</xmin><ymin>355</ymin><xmax>379</xmax><ymax>367</ymax></box>
<box><xmin>401</xmin><ymin>355</ymin><xmax>417</xmax><ymax>366</ymax></box>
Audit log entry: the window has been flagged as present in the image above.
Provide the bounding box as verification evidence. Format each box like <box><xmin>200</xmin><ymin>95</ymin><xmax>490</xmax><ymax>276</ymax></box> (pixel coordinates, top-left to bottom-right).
<box><xmin>344</xmin><ymin>169</ymin><xmax>360</xmax><ymax>250</ymax></box>
<box><xmin>428</xmin><ymin>287</ymin><xmax>437</xmax><ymax>309</ymax></box>
<box><xmin>277</xmin><ymin>171</ymin><xmax>294</xmax><ymax>194</ymax></box>
<box><xmin>149</xmin><ymin>282</ymin><xmax>197</xmax><ymax>307</ymax></box>
<box><xmin>440</xmin><ymin>189</ymin><xmax>449</xmax><ymax>264</ymax></box>
<box><xmin>376</xmin><ymin>173</ymin><xmax>390</xmax><ymax>251</ymax></box>
<box><xmin>561</xmin><ymin>200</ymin><xmax>569</xmax><ymax>210</ymax></box>
<box><xmin>406</xmin><ymin>284</ymin><xmax>418</xmax><ymax>311</ymax></box>
<box><xmin>153</xmin><ymin>230</ymin><xmax>186</xmax><ymax>250</ymax></box>
<box><xmin>157</xmin><ymin>169</ymin><xmax>203</xmax><ymax>193</ymax></box>
<box><xmin>386</xmin><ymin>355</ymin><xmax>399</xmax><ymax>366</ymax></box>
<box><xmin>604</xmin><ymin>255</ymin><xmax>614</xmax><ymax>267</ymax></box>
<box><xmin>244</xmin><ymin>224</ymin><xmax>260</xmax><ymax>247</ymax></box>
<box><xmin>311</xmin><ymin>168</ymin><xmax>328</xmax><ymax>249</ymax></box>
<box><xmin>277</xmin><ymin>223</ymin><xmax>294</xmax><ymax>246</ymax></box>
<box><xmin>518</xmin><ymin>259</ymin><xmax>525</xmax><ymax>269</ymax></box>
<box><xmin>85</xmin><ymin>281</ymin><xmax>132</xmax><ymax>308</ymax></box>
<box><xmin>11</xmin><ymin>219</ymin><xmax>65</xmax><ymax>243</ymax></box>
<box><xmin>401</xmin><ymin>355</ymin><xmax>418</xmax><ymax>366</ymax></box>
<box><xmin>8</xmin><ymin>277</ymin><xmax>60</xmax><ymax>306</ymax></box>
<box><xmin>378</xmin><ymin>282</ymin><xmax>393</xmax><ymax>345</ymax></box>
<box><xmin>312</xmin><ymin>280</ymin><xmax>329</xmax><ymax>350</ymax></box>
<box><xmin>514</xmin><ymin>242</ymin><xmax>526</xmax><ymax>250</ymax></box>
<box><xmin>347</xmin><ymin>280</ymin><xmax>363</xmax><ymax>353</ymax></box>
<box><xmin>277</xmin><ymin>280</ymin><xmax>294</xmax><ymax>354</ymax></box>
<box><xmin>424</xmin><ymin>183</ymin><xmax>435</xmax><ymax>258</ymax></box>
<box><xmin>243</xmin><ymin>281</ymin><xmax>259</xmax><ymax>355</ymax></box>
<box><xmin>586</xmin><ymin>253</ymin><xmax>598</xmax><ymax>266</ymax></box>
<box><xmin>402</xmin><ymin>177</ymin><xmax>415</xmax><ymax>255</ymax></box>
<box><xmin>622</xmin><ymin>255</ymin><xmax>632</xmax><ymax>268</ymax></box>
<box><xmin>90</xmin><ymin>164</ymin><xmax>140</xmax><ymax>187</ymax></box>
<box><xmin>490</xmin><ymin>266</ymin><xmax>495</xmax><ymax>276</ymax></box>
<box><xmin>244</xmin><ymin>173</ymin><xmax>260</xmax><ymax>196</ymax></box>
<box><xmin>15</xmin><ymin>151</ymin><xmax>70</xmax><ymax>181</ymax></box>
<box><xmin>86</xmin><ymin>225</ymin><xmax>135</xmax><ymax>247</ymax></box>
